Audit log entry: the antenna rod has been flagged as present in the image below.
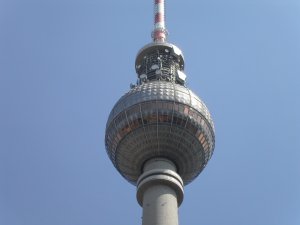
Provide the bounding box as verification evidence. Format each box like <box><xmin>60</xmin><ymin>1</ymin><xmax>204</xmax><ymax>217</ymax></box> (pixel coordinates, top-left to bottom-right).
<box><xmin>152</xmin><ymin>0</ymin><xmax>168</xmax><ymax>42</ymax></box>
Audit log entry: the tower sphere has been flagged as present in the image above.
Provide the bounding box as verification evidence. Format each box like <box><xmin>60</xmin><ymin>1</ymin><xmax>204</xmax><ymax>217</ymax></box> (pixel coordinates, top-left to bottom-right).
<box><xmin>105</xmin><ymin>43</ymin><xmax>215</xmax><ymax>185</ymax></box>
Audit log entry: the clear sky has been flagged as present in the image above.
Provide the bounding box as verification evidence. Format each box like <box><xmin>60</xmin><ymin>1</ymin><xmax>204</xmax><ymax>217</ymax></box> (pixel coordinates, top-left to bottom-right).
<box><xmin>0</xmin><ymin>0</ymin><xmax>299</xmax><ymax>225</ymax></box>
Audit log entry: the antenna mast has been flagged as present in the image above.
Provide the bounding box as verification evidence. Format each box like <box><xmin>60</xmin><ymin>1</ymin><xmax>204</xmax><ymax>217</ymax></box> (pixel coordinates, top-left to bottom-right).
<box><xmin>152</xmin><ymin>0</ymin><xmax>168</xmax><ymax>42</ymax></box>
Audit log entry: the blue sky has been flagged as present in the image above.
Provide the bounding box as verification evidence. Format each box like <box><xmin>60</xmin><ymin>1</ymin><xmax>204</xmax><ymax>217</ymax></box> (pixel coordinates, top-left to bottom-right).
<box><xmin>0</xmin><ymin>0</ymin><xmax>299</xmax><ymax>225</ymax></box>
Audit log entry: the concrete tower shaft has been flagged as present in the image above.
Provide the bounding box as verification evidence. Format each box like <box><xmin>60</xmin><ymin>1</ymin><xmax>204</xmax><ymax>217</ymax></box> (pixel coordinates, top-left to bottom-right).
<box><xmin>137</xmin><ymin>158</ymin><xmax>183</xmax><ymax>225</ymax></box>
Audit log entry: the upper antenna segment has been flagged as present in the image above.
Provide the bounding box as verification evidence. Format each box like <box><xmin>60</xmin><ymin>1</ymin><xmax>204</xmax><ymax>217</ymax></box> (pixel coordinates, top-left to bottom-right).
<box><xmin>152</xmin><ymin>0</ymin><xmax>168</xmax><ymax>42</ymax></box>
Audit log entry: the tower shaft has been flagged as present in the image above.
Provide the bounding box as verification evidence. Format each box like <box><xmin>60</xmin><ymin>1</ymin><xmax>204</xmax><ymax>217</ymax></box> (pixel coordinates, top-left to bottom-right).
<box><xmin>142</xmin><ymin>184</ymin><xmax>178</xmax><ymax>225</ymax></box>
<box><xmin>137</xmin><ymin>158</ymin><xmax>184</xmax><ymax>225</ymax></box>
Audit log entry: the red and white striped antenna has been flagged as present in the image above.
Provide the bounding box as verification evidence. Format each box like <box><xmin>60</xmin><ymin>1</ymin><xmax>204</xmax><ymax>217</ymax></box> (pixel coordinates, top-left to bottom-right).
<box><xmin>152</xmin><ymin>0</ymin><xmax>168</xmax><ymax>42</ymax></box>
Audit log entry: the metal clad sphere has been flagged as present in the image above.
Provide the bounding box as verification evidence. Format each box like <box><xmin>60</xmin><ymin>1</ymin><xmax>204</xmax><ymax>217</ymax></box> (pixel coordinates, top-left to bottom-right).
<box><xmin>105</xmin><ymin>81</ymin><xmax>215</xmax><ymax>185</ymax></box>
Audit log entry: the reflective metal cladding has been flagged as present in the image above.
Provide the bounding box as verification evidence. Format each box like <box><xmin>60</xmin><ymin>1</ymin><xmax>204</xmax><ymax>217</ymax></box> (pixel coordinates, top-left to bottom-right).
<box><xmin>105</xmin><ymin>75</ymin><xmax>215</xmax><ymax>185</ymax></box>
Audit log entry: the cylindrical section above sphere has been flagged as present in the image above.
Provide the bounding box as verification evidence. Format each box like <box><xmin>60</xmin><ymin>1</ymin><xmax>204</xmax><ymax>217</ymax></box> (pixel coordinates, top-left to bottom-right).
<box><xmin>135</xmin><ymin>43</ymin><xmax>185</xmax><ymax>85</ymax></box>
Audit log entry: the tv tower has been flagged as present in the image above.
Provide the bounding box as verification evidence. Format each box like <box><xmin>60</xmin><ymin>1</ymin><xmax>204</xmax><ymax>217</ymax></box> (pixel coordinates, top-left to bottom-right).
<box><xmin>105</xmin><ymin>1</ymin><xmax>215</xmax><ymax>225</ymax></box>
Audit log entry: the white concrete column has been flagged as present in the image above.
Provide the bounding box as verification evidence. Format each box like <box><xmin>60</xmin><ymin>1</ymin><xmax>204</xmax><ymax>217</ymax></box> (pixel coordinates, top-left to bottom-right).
<box><xmin>137</xmin><ymin>158</ymin><xmax>184</xmax><ymax>225</ymax></box>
